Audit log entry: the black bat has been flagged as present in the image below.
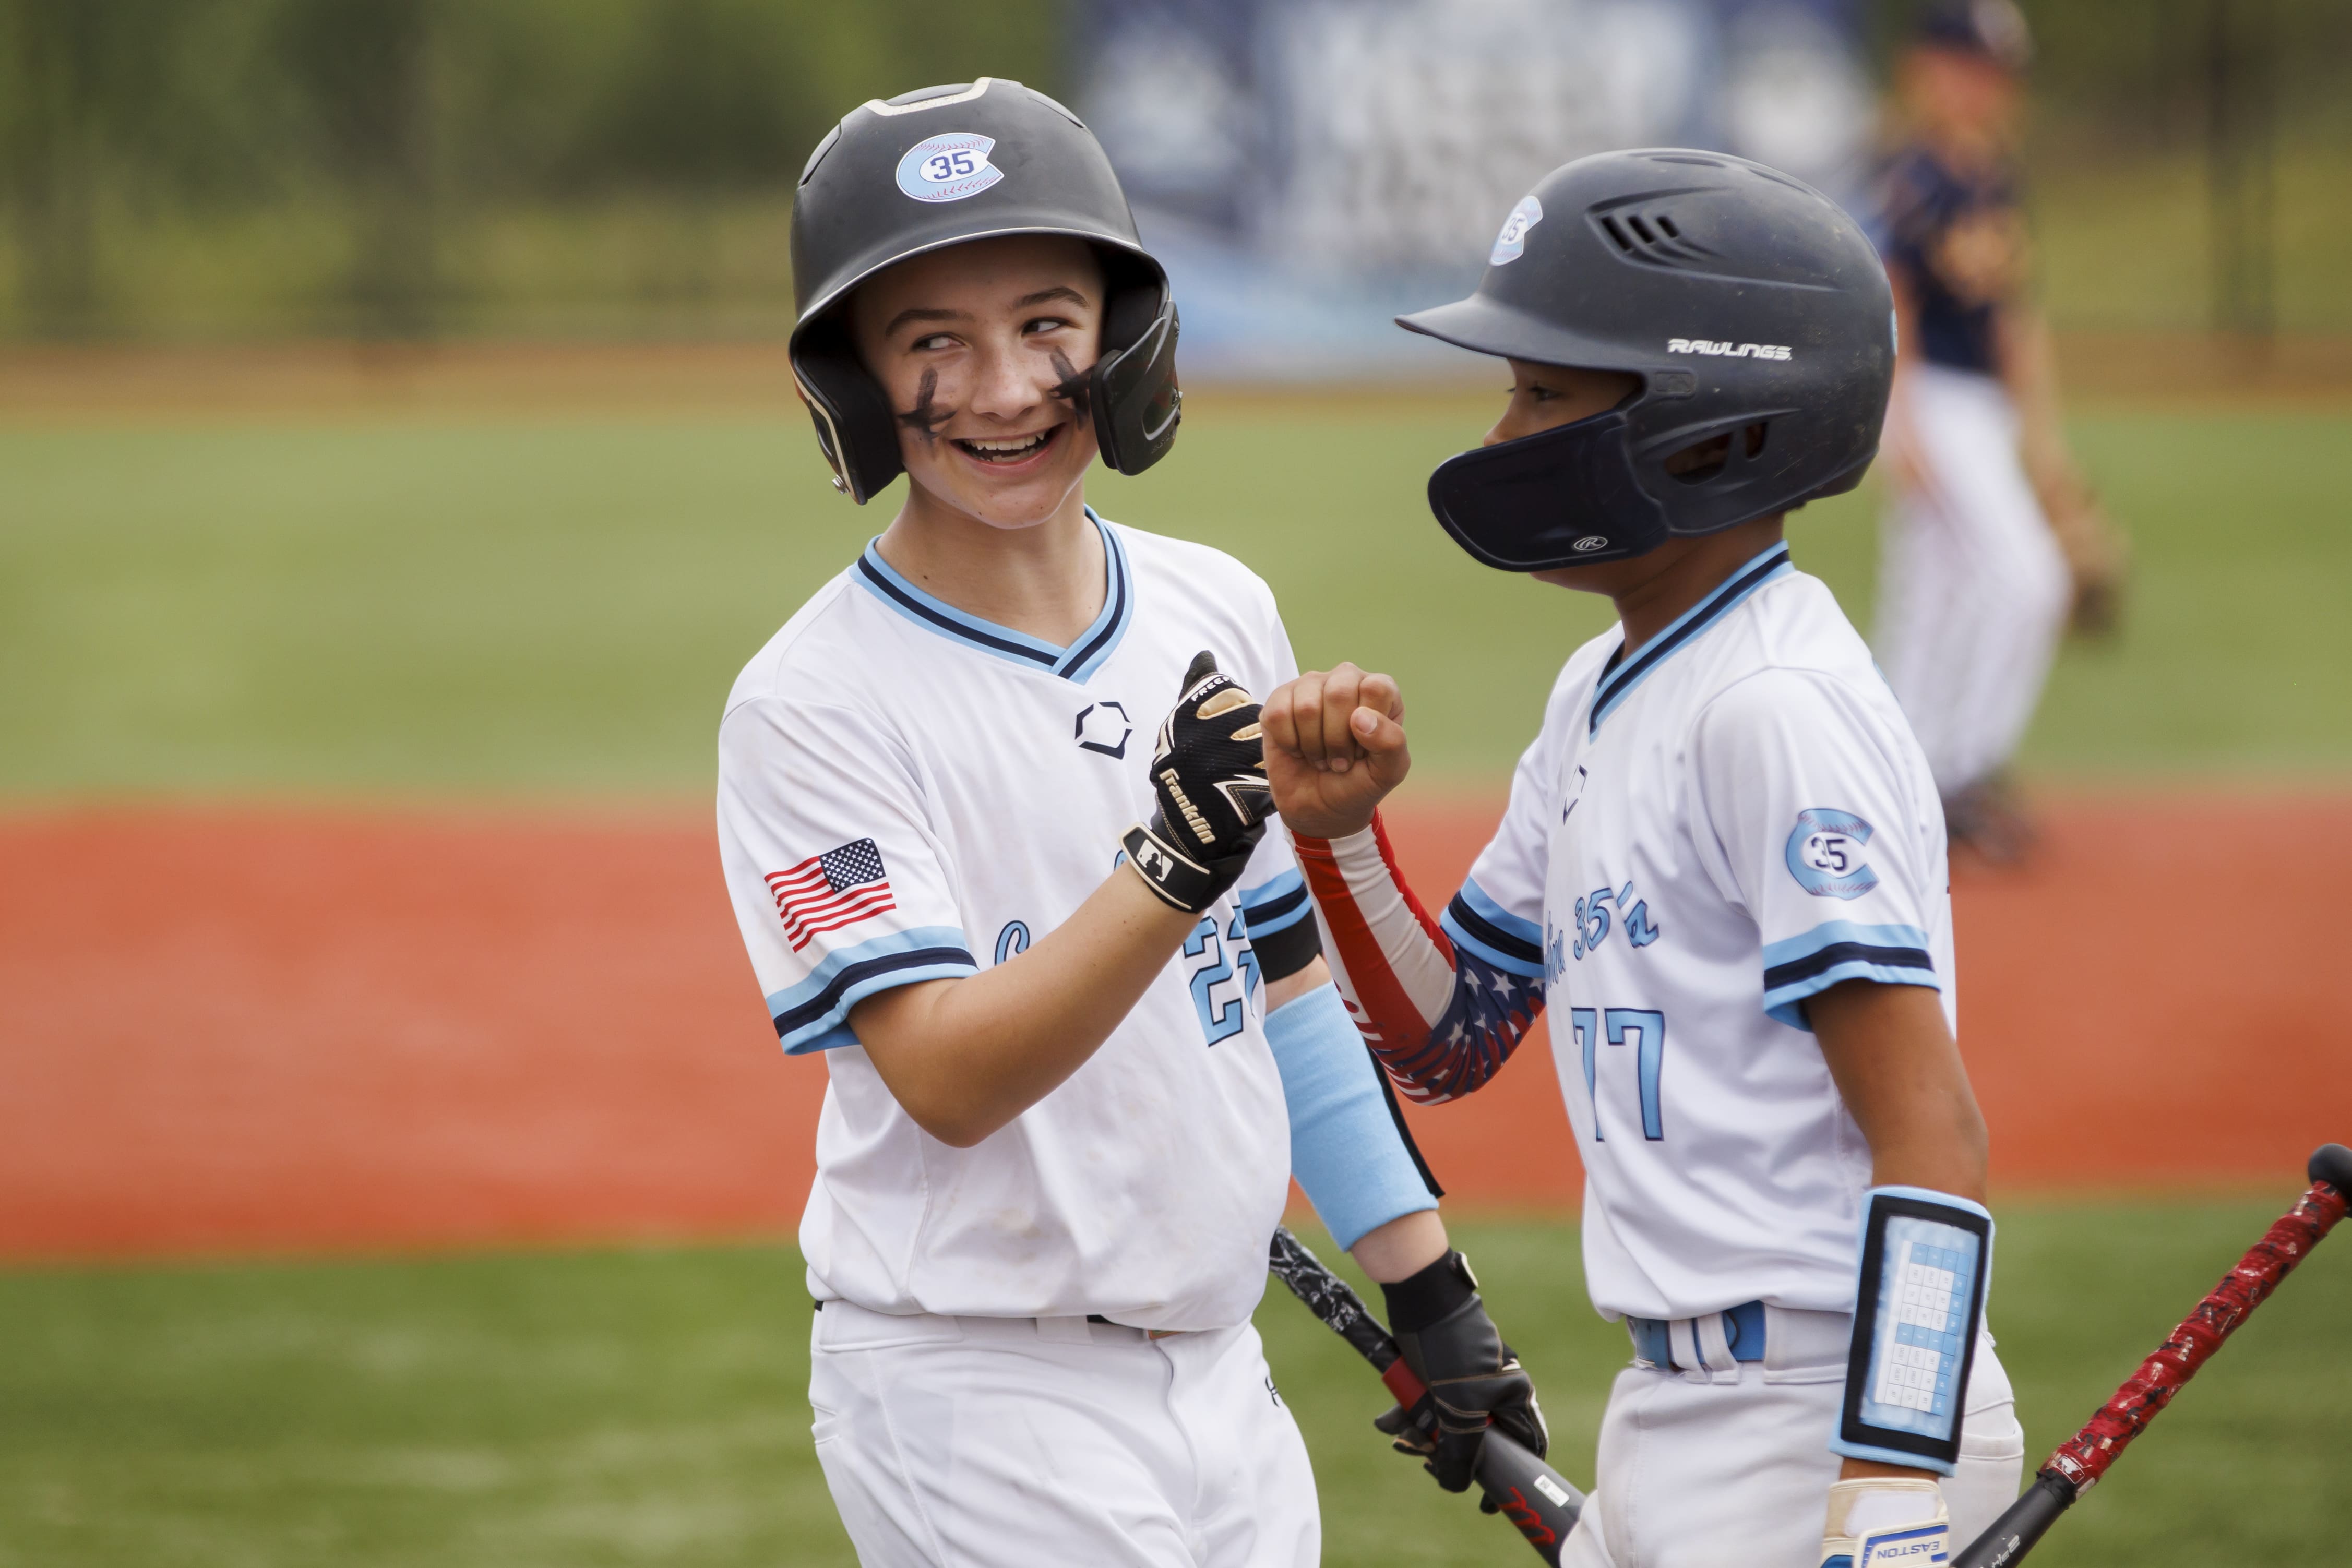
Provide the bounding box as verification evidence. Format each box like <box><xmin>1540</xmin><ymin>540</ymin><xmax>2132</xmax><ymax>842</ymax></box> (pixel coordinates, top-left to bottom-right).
<box><xmin>1952</xmin><ymin>1143</ymin><xmax>2351</xmax><ymax>1567</ymax></box>
<box><xmin>1269</xmin><ymin>1226</ymin><xmax>1585</xmax><ymax>1563</ymax></box>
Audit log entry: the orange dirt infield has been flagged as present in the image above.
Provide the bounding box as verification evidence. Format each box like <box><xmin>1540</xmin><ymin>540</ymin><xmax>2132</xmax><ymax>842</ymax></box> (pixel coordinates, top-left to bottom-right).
<box><xmin>4</xmin><ymin>795</ymin><xmax>2348</xmax><ymax>1260</ymax></box>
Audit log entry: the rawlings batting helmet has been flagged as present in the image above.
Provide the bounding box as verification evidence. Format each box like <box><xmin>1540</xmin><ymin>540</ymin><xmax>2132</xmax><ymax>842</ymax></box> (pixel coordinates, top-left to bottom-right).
<box><xmin>789</xmin><ymin>78</ymin><xmax>1180</xmax><ymax>504</ymax></box>
<box><xmin>1399</xmin><ymin>149</ymin><xmax>1894</xmax><ymax>571</ymax></box>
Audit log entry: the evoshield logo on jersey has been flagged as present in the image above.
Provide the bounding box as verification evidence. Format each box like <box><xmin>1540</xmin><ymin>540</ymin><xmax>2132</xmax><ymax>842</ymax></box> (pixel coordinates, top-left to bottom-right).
<box><xmin>1667</xmin><ymin>339</ymin><xmax>1792</xmax><ymax>361</ymax></box>
<box><xmin>1785</xmin><ymin>808</ymin><xmax>1881</xmax><ymax>899</ymax></box>
<box><xmin>1073</xmin><ymin>700</ymin><xmax>1131</xmax><ymax>759</ymax></box>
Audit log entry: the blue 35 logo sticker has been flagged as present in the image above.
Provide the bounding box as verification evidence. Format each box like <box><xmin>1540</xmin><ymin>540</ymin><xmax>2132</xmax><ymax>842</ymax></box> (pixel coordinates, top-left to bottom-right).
<box><xmin>1785</xmin><ymin>808</ymin><xmax>1880</xmax><ymax>900</ymax></box>
<box><xmin>896</xmin><ymin>133</ymin><xmax>1002</xmax><ymax>203</ymax></box>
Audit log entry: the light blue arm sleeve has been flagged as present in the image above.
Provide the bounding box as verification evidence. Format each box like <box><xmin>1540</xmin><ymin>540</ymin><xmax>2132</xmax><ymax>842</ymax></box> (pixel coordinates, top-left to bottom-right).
<box><xmin>1265</xmin><ymin>985</ymin><xmax>1439</xmax><ymax>1251</ymax></box>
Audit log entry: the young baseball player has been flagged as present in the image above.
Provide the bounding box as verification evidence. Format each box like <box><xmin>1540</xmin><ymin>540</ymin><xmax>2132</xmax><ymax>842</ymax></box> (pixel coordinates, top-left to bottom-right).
<box><xmin>1872</xmin><ymin>0</ymin><xmax>2124</xmax><ymax>861</ymax></box>
<box><xmin>1263</xmin><ymin>150</ymin><xmax>2026</xmax><ymax>1567</ymax></box>
<box><xmin>718</xmin><ymin>81</ymin><xmax>1544</xmax><ymax>1567</ymax></box>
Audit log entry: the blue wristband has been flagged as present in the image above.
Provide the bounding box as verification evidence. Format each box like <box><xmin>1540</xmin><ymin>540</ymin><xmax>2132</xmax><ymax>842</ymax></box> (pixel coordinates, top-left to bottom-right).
<box><xmin>1265</xmin><ymin>986</ymin><xmax>1438</xmax><ymax>1250</ymax></box>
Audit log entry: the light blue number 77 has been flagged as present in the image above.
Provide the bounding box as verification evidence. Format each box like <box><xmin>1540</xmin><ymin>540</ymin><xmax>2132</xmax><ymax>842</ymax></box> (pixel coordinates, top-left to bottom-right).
<box><xmin>1574</xmin><ymin>1006</ymin><xmax>1666</xmax><ymax>1140</ymax></box>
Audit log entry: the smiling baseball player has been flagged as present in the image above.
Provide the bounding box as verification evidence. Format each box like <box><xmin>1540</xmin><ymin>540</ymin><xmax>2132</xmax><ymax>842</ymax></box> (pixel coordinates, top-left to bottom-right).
<box><xmin>1263</xmin><ymin>150</ymin><xmax>2026</xmax><ymax>1567</ymax></box>
<box><xmin>717</xmin><ymin>80</ymin><xmax>1544</xmax><ymax>1567</ymax></box>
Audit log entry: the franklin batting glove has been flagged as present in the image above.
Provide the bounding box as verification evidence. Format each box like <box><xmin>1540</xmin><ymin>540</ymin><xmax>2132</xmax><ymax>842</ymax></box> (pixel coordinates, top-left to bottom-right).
<box><xmin>1123</xmin><ymin>651</ymin><xmax>1273</xmax><ymax>914</ymax></box>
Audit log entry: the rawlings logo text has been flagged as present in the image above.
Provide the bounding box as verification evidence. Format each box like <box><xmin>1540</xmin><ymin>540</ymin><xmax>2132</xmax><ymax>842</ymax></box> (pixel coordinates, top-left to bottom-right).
<box><xmin>1667</xmin><ymin>339</ymin><xmax>1792</xmax><ymax>360</ymax></box>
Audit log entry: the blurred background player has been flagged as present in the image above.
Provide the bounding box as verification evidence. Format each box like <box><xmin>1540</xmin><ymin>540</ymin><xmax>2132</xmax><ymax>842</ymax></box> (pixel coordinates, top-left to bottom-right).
<box><xmin>721</xmin><ymin>80</ymin><xmax>1544</xmax><ymax>1566</ymax></box>
<box><xmin>1871</xmin><ymin>0</ymin><xmax>2128</xmax><ymax>863</ymax></box>
<box><xmin>1262</xmin><ymin>150</ymin><xmax>2025</xmax><ymax>1567</ymax></box>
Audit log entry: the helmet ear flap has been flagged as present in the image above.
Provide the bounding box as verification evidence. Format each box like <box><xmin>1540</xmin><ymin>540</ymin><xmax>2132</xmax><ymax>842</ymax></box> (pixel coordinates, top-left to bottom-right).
<box><xmin>792</xmin><ymin>315</ymin><xmax>904</xmax><ymax>504</ymax></box>
<box><xmin>1089</xmin><ymin>296</ymin><xmax>1181</xmax><ymax>475</ymax></box>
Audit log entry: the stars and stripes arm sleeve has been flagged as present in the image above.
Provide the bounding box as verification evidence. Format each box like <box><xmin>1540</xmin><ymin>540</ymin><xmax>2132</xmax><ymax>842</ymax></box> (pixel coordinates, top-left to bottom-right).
<box><xmin>718</xmin><ymin>697</ymin><xmax>976</xmax><ymax>1055</ymax></box>
<box><xmin>1291</xmin><ymin>813</ymin><xmax>1546</xmax><ymax>1105</ymax></box>
<box><xmin>1690</xmin><ymin>669</ymin><xmax>1946</xmax><ymax>1031</ymax></box>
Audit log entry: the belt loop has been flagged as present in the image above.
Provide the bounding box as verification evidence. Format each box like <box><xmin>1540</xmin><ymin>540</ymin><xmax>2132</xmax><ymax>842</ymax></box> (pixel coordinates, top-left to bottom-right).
<box><xmin>1693</xmin><ymin>1311</ymin><xmax>1742</xmax><ymax>1384</ymax></box>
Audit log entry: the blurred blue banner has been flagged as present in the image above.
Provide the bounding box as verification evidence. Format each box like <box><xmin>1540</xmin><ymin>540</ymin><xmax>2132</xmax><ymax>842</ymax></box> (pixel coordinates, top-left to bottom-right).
<box><xmin>1077</xmin><ymin>0</ymin><xmax>1869</xmax><ymax>376</ymax></box>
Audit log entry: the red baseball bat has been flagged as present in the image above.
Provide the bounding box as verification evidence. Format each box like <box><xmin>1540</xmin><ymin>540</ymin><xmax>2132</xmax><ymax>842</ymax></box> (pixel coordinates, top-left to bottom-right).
<box><xmin>1953</xmin><ymin>1142</ymin><xmax>2351</xmax><ymax>1567</ymax></box>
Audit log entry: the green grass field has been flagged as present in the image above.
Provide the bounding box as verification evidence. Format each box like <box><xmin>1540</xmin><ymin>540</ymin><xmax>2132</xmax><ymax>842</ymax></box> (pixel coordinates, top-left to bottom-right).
<box><xmin>4</xmin><ymin>401</ymin><xmax>2351</xmax><ymax>796</ymax></box>
<box><xmin>4</xmin><ymin>1207</ymin><xmax>2346</xmax><ymax>1568</ymax></box>
<box><xmin>5</xmin><ymin>399</ymin><xmax>2349</xmax><ymax>1563</ymax></box>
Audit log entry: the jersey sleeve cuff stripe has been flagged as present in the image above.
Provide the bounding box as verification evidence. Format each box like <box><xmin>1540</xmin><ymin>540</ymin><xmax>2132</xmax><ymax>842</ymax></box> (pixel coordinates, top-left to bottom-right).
<box><xmin>1237</xmin><ymin>868</ymin><xmax>1312</xmax><ymax>936</ymax></box>
<box><xmin>1453</xmin><ymin>876</ymin><xmax>1544</xmax><ymax>950</ymax></box>
<box><xmin>1763</xmin><ymin>959</ymin><xmax>1939</xmax><ymax>1031</ymax></box>
<box><xmin>776</xmin><ymin>953</ymin><xmax>978</xmax><ymax>1055</ymax></box>
<box><xmin>1761</xmin><ymin>921</ymin><xmax>1932</xmax><ymax>971</ymax></box>
<box><xmin>1763</xmin><ymin>940</ymin><xmax>1933</xmax><ymax>992</ymax></box>
<box><xmin>766</xmin><ymin>925</ymin><xmax>974</xmax><ymax>1020</ymax></box>
<box><xmin>1440</xmin><ymin>895</ymin><xmax>1545</xmax><ymax>978</ymax></box>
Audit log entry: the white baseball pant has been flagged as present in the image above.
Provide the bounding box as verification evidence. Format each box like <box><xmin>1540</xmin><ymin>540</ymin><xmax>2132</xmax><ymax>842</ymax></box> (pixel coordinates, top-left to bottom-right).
<box><xmin>1874</xmin><ymin>362</ymin><xmax>2072</xmax><ymax>796</ymax></box>
<box><xmin>809</xmin><ymin>1298</ymin><xmax>1318</xmax><ymax>1568</ymax></box>
<box><xmin>1559</xmin><ymin>1318</ymin><xmax>2023</xmax><ymax>1567</ymax></box>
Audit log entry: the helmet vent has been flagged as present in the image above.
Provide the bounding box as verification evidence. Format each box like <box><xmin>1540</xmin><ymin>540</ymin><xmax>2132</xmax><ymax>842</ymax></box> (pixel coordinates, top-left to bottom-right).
<box><xmin>1665</xmin><ymin>421</ymin><xmax>1769</xmax><ymax>485</ymax></box>
<box><xmin>1587</xmin><ymin>194</ymin><xmax>1722</xmax><ymax>270</ymax></box>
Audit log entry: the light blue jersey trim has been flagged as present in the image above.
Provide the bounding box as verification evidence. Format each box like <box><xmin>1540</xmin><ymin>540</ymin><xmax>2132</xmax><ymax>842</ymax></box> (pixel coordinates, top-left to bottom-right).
<box><xmin>1589</xmin><ymin>542</ymin><xmax>1794</xmax><ymax>735</ymax></box>
<box><xmin>1236</xmin><ymin>867</ymin><xmax>1312</xmax><ymax>936</ymax></box>
<box><xmin>1441</xmin><ymin>877</ymin><xmax>1546</xmax><ymax>978</ymax></box>
<box><xmin>1058</xmin><ymin>516</ymin><xmax>1136</xmax><ymax>684</ymax></box>
<box><xmin>1765</xmin><ymin>961</ymin><xmax>1939</xmax><ymax>1030</ymax></box>
<box><xmin>1760</xmin><ymin>922</ymin><xmax>1933</xmax><ymax>969</ymax></box>
<box><xmin>768</xmin><ymin>925</ymin><xmax>978</xmax><ymax>1055</ymax></box>
<box><xmin>852</xmin><ymin>508</ymin><xmax>1133</xmax><ymax>684</ymax></box>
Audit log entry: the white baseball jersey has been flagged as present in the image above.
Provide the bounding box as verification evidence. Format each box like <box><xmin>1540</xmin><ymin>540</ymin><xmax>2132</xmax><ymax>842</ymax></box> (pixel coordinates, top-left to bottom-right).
<box><xmin>717</xmin><ymin>510</ymin><xmax>1313</xmax><ymax>1333</ymax></box>
<box><xmin>1464</xmin><ymin>542</ymin><xmax>1955</xmax><ymax>1321</ymax></box>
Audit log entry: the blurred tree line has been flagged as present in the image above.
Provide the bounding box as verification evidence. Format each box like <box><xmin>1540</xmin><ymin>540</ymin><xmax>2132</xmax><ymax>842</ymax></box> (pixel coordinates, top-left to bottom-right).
<box><xmin>1</xmin><ymin>0</ymin><xmax>2345</xmax><ymax>341</ymax></box>
<box><xmin>0</xmin><ymin>0</ymin><xmax>1064</xmax><ymax>339</ymax></box>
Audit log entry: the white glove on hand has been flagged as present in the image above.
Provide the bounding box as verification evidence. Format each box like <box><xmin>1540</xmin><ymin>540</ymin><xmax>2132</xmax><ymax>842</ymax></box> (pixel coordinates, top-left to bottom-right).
<box><xmin>1818</xmin><ymin>1477</ymin><xmax>1950</xmax><ymax>1568</ymax></box>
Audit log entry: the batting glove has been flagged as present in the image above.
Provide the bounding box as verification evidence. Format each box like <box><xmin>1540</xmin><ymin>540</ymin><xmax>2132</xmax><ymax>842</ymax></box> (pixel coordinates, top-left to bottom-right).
<box><xmin>1374</xmin><ymin>1250</ymin><xmax>1549</xmax><ymax>1495</ymax></box>
<box><xmin>1818</xmin><ymin>1477</ymin><xmax>1950</xmax><ymax>1568</ymax></box>
<box><xmin>1123</xmin><ymin>651</ymin><xmax>1273</xmax><ymax>914</ymax></box>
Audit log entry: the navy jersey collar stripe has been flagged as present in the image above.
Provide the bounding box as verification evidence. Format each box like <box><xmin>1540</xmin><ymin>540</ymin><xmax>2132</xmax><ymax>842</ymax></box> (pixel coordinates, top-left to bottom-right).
<box><xmin>1056</xmin><ymin>514</ymin><xmax>1133</xmax><ymax>681</ymax></box>
<box><xmin>1590</xmin><ymin>543</ymin><xmax>1793</xmax><ymax>736</ymax></box>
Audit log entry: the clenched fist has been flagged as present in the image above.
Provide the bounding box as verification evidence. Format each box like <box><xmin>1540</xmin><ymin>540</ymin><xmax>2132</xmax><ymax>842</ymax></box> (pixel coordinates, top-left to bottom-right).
<box><xmin>1262</xmin><ymin>662</ymin><xmax>1413</xmax><ymax>840</ymax></box>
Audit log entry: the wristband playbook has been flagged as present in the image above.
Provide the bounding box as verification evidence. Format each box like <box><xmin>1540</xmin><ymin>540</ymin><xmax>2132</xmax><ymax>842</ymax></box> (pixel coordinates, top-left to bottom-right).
<box><xmin>1831</xmin><ymin>1186</ymin><xmax>1992</xmax><ymax>1475</ymax></box>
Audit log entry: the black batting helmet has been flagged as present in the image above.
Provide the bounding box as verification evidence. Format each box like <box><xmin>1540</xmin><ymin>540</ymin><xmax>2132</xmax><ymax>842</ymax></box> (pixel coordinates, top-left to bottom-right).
<box><xmin>1399</xmin><ymin>149</ymin><xmax>1895</xmax><ymax>571</ymax></box>
<box><xmin>789</xmin><ymin>78</ymin><xmax>1181</xmax><ymax>504</ymax></box>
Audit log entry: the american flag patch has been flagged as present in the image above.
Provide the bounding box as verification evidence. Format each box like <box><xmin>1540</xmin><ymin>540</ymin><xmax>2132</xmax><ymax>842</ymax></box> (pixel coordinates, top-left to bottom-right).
<box><xmin>765</xmin><ymin>839</ymin><xmax>895</xmax><ymax>951</ymax></box>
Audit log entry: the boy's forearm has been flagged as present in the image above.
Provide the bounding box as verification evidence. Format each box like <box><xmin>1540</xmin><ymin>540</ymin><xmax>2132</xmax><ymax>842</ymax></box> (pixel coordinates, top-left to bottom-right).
<box><xmin>1348</xmin><ymin>1207</ymin><xmax>1450</xmax><ymax>1283</ymax></box>
<box><xmin>1810</xmin><ymin>978</ymin><xmax>1989</xmax><ymax>1202</ymax></box>
<box><xmin>851</xmin><ymin>867</ymin><xmax>1198</xmax><ymax>1146</ymax></box>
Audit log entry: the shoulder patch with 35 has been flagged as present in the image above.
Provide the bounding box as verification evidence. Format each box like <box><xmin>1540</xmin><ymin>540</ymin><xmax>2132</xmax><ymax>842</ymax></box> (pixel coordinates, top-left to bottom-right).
<box><xmin>1785</xmin><ymin>809</ymin><xmax>1880</xmax><ymax>900</ymax></box>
